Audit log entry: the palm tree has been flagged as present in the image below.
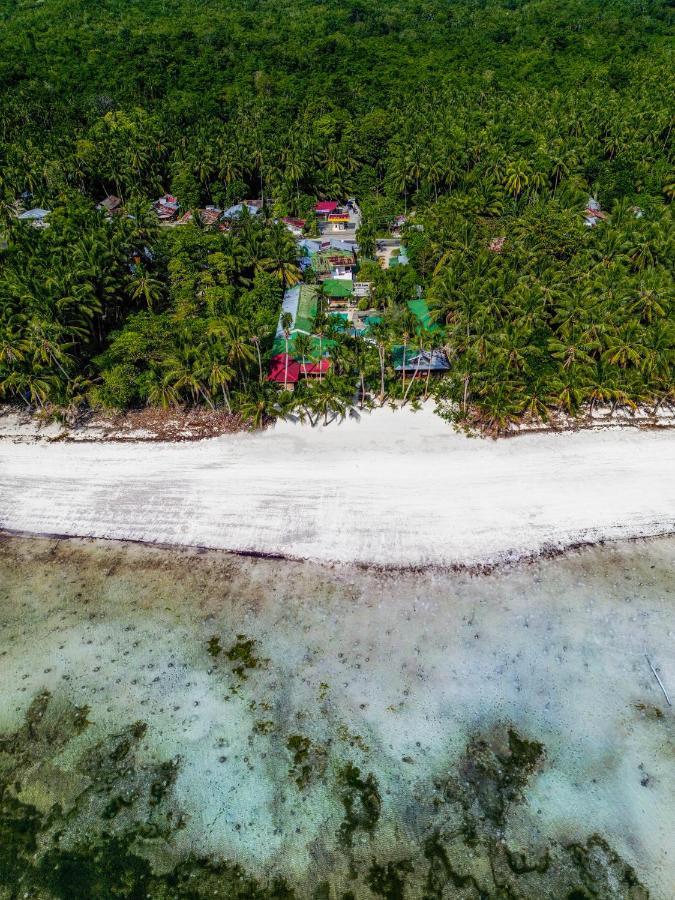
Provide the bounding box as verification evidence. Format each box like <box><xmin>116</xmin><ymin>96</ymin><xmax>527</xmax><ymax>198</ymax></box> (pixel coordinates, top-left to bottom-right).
<box><xmin>398</xmin><ymin>308</ymin><xmax>418</xmax><ymax>398</ymax></box>
<box><xmin>128</xmin><ymin>267</ymin><xmax>163</xmax><ymax>310</ymax></box>
<box><xmin>294</xmin><ymin>332</ymin><xmax>313</xmax><ymax>379</ymax></box>
<box><xmin>237</xmin><ymin>385</ymin><xmax>275</xmax><ymax>429</ymax></box>
<box><xmin>224</xmin><ymin>320</ymin><xmax>256</xmax><ymax>386</ymax></box>
<box><xmin>503</xmin><ymin>161</ymin><xmax>530</xmax><ymax>198</ymax></box>
<box><xmin>147</xmin><ymin>378</ymin><xmax>180</xmax><ymax>409</ymax></box>
<box><xmin>0</xmin><ymin>369</ymin><xmax>55</xmax><ymax>409</ymax></box>
<box><xmin>263</xmin><ymin>226</ymin><xmax>302</xmax><ymax>290</ymax></box>
<box><xmin>310</xmin><ymin>376</ymin><xmax>347</xmax><ymax>426</ymax></box>
<box><xmin>203</xmin><ymin>357</ymin><xmax>236</xmax><ymax>412</ymax></box>
<box><xmin>162</xmin><ymin>350</ymin><xmax>214</xmax><ymax>408</ymax></box>
<box><xmin>403</xmin><ymin>328</ymin><xmax>427</xmax><ymax>405</ymax></box>
<box><xmin>368</xmin><ymin>320</ymin><xmax>390</xmax><ymax>402</ymax></box>
<box><xmin>250</xmin><ymin>334</ymin><xmax>263</xmax><ymax>383</ymax></box>
<box><xmin>280</xmin><ymin>311</ymin><xmax>293</xmax><ymax>390</ymax></box>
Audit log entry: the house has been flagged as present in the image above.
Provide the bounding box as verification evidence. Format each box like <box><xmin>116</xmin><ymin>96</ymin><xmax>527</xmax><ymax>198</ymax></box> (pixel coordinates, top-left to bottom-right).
<box><xmin>583</xmin><ymin>197</ymin><xmax>608</xmax><ymax>227</ymax></box>
<box><xmin>392</xmin><ymin>348</ymin><xmax>450</xmax><ymax>375</ymax></box>
<box><xmin>200</xmin><ymin>206</ymin><xmax>223</xmax><ymax>226</ymax></box>
<box><xmin>282</xmin><ymin>216</ymin><xmax>306</xmax><ymax>237</ymax></box>
<box><xmin>17</xmin><ymin>208</ymin><xmax>51</xmax><ymax>228</ymax></box>
<box><xmin>153</xmin><ymin>194</ymin><xmax>179</xmax><ymax>222</ymax></box>
<box><xmin>322</xmin><ymin>278</ymin><xmax>355</xmax><ymax>310</ymax></box>
<box><xmin>315</xmin><ymin>201</ymin><xmax>339</xmax><ymax>218</ymax></box>
<box><xmin>222</xmin><ymin>201</ymin><xmax>261</xmax><ymax>220</ymax></box>
<box><xmin>97</xmin><ymin>195</ymin><xmax>122</xmax><ymax>215</ymax></box>
<box><xmin>313</xmin><ymin>246</ymin><xmax>357</xmax><ymax>281</ymax></box>
<box><xmin>325</xmin><ymin>211</ymin><xmax>351</xmax><ymax>232</ymax></box>
<box><xmin>328</xmin><ymin>255</ymin><xmax>356</xmax><ymax>280</ymax></box>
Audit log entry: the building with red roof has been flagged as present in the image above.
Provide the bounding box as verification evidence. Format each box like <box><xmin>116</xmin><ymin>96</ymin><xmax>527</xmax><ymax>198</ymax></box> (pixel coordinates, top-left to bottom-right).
<box><xmin>315</xmin><ymin>201</ymin><xmax>339</xmax><ymax>216</ymax></box>
<box><xmin>298</xmin><ymin>358</ymin><xmax>331</xmax><ymax>377</ymax></box>
<box><xmin>268</xmin><ymin>353</ymin><xmax>331</xmax><ymax>387</ymax></box>
<box><xmin>268</xmin><ymin>353</ymin><xmax>301</xmax><ymax>385</ymax></box>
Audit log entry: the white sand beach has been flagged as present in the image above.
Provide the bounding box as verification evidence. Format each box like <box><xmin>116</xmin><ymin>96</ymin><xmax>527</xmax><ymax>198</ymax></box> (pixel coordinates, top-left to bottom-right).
<box><xmin>1</xmin><ymin>407</ymin><xmax>674</xmax><ymax>567</ymax></box>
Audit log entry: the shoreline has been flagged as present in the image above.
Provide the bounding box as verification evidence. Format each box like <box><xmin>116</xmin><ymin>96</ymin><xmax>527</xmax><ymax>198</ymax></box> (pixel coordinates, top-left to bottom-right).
<box><xmin>1</xmin><ymin>401</ymin><xmax>674</xmax><ymax>444</ymax></box>
<box><xmin>3</xmin><ymin>524</ymin><xmax>675</xmax><ymax>577</ymax></box>
<box><xmin>1</xmin><ymin>406</ymin><xmax>673</xmax><ymax>569</ymax></box>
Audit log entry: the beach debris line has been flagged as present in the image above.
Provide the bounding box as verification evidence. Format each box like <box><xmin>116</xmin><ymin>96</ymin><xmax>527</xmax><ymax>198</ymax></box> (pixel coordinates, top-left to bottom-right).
<box><xmin>645</xmin><ymin>654</ymin><xmax>671</xmax><ymax>706</ymax></box>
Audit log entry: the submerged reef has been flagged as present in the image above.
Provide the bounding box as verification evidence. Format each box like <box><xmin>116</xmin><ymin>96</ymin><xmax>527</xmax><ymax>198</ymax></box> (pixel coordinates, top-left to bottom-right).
<box><xmin>0</xmin><ymin>690</ymin><xmax>648</xmax><ymax>899</ymax></box>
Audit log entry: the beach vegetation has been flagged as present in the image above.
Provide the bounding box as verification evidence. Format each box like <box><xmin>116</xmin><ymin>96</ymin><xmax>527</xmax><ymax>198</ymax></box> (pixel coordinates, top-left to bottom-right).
<box><xmin>0</xmin><ymin>0</ymin><xmax>672</xmax><ymax>434</ymax></box>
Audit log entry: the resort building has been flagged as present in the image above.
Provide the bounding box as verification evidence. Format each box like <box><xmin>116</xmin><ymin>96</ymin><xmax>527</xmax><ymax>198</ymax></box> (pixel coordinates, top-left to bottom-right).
<box><xmin>322</xmin><ymin>278</ymin><xmax>355</xmax><ymax>310</ymax></box>
<box><xmin>392</xmin><ymin>348</ymin><xmax>450</xmax><ymax>376</ymax></box>
<box><xmin>267</xmin><ymin>353</ymin><xmax>331</xmax><ymax>389</ymax></box>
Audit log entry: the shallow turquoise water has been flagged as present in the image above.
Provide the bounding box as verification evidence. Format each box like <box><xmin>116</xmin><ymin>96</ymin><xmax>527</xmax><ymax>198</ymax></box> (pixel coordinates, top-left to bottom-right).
<box><xmin>0</xmin><ymin>534</ymin><xmax>672</xmax><ymax>897</ymax></box>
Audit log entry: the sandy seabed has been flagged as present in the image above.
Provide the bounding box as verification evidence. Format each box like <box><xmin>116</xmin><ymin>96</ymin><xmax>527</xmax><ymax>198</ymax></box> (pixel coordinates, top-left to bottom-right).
<box><xmin>0</xmin><ymin>533</ymin><xmax>673</xmax><ymax>898</ymax></box>
<box><xmin>1</xmin><ymin>406</ymin><xmax>674</xmax><ymax>568</ymax></box>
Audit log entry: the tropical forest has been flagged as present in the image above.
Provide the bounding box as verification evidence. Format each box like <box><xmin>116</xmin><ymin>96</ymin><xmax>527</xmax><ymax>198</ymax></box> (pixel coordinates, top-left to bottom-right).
<box><xmin>0</xmin><ymin>0</ymin><xmax>673</xmax><ymax>432</ymax></box>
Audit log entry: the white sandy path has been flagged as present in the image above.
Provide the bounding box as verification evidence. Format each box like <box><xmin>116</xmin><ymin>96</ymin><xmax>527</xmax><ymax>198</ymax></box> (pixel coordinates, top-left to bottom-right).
<box><xmin>1</xmin><ymin>407</ymin><xmax>674</xmax><ymax>566</ymax></box>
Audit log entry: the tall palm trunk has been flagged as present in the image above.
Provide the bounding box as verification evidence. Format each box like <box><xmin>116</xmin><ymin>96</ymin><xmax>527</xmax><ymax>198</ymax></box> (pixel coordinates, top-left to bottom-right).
<box><xmin>424</xmin><ymin>348</ymin><xmax>433</xmax><ymax>399</ymax></box>
<box><xmin>199</xmin><ymin>386</ymin><xmax>215</xmax><ymax>410</ymax></box>
<box><xmin>378</xmin><ymin>344</ymin><xmax>385</xmax><ymax>401</ymax></box>
<box><xmin>221</xmin><ymin>384</ymin><xmax>232</xmax><ymax>414</ymax></box>
<box><xmin>403</xmin><ymin>351</ymin><xmax>424</xmax><ymax>404</ymax></box>
<box><xmin>253</xmin><ymin>339</ymin><xmax>262</xmax><ymax>384</ymax></box>
<box><xmin>284</xmin><ymin>339</ymin><xmax>289</xmax><ymax>390</ymax></box>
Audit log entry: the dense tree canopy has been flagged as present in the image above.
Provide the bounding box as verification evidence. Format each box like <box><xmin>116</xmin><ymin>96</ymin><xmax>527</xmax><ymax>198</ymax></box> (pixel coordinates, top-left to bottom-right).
<box><xmin>0</xmin><ymin>0</ymin><xmax>672</xmax><ymax>429</ymax></box>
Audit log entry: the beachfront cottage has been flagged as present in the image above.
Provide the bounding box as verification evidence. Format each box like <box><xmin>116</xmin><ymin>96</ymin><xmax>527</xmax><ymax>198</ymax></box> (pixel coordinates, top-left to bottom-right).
<box><xmin>268</xmin><ymin>353</ymin><xmax>301</xmax><ymax>388</ymax></box>
<box><xmin>392</xmin><ymin>348</ymin><xmax>450</xmax><ymax>375</ymax></box>
<box><xmin>267</xmin><ymin>353</ymin><xmax>331</xmax><ymax>389</ymax></box>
